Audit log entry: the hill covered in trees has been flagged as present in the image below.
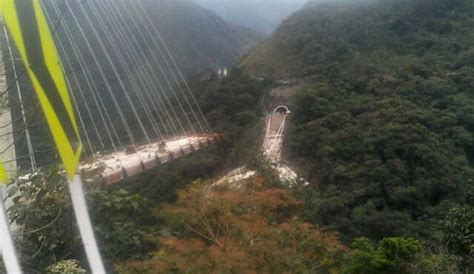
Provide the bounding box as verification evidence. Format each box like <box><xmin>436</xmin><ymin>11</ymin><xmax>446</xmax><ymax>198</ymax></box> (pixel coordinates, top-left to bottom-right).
<box><xmin>3</xmin><ymin>0</ymin><xmax>474</xmax><ymax>273</ymax></box>
<box><xmin>241</xmin><ymin>0</ymin><xmax>474</xmax><ymax>270</ymax></box>
<box><xmin>109</xmin><ymin>0</ymin><xmax>474</xmax><ymax>269</ymax></box>
<box><xmin>139</xmin><ymin>0</ymin><xmax>263</xmax><ymax>76</ymax></box>
<box><xmin>7</xmin><ymin>0</ymin><xmax>264</xmax><ymax>170</ymax></box>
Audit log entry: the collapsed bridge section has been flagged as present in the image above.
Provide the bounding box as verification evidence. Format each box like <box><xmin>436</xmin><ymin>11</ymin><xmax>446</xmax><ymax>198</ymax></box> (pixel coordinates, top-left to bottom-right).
<box><xmin>81</xmin><ymin>134</ymin><xmax>222</xmax><ymax>185</ymax></box>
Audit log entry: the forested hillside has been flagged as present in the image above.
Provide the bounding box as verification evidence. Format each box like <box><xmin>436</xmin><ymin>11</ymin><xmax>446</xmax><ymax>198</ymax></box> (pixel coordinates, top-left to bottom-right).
<box><xmin>242</xmin><ymin>0</ymin><xmax>474</xmax><ymax>270</ymax></box>
<box><xmin>64</xmin><ymin>0</ymin><xmax>263</xmax><ymax>78</ymax></box>
<box><xmin>7</xmin><ymin>0</ymin><xmax>263</xmax><ymax>170</ymax></box>
<box><xmin>138</xmin><ymin>0</ymin><xmax>263</xmax><ymax>76</ymax></box>
<box><xmin>3</xmin><ymin>69</ymin><xmax>273</xmax><ymax>273</ymax></box>
<box><xmin>4</xmin><ymin>0</ymin><xmax>474</xmax><ymax>273</ymax></box>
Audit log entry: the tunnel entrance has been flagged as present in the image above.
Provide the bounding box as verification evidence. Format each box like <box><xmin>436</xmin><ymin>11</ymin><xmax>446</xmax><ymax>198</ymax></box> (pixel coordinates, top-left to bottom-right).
<box><xmin>273</xmin><ymin>105</ymin><xmax>289</xmax><ymax>114</ymax></box>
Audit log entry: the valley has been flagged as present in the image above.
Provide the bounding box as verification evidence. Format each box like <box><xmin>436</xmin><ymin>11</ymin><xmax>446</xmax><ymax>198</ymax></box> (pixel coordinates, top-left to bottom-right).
<box><xmin>1</xmin><ymin>0</ymin><xmax>474</xmax><ymax>273</ymax></box>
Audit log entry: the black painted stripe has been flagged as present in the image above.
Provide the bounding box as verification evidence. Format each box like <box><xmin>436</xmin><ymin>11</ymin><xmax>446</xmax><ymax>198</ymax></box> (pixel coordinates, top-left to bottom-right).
<box><xmin>15</xmin><ymin>0</ymin><xmax>80</xmax><ymax>149</ymax></box>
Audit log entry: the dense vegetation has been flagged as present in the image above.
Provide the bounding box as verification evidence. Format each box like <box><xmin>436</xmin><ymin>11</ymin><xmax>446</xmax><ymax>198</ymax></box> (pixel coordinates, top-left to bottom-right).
<box><xmin>137</xmin><ymin>0</ymin><xmax>263</xmax><ymax>76</ymax></box>
<box><xmin>119</xmin><ymin>69</ymin><xmax>271</xmax><ymax>202</ymax></box>
<box><xmin>2</xmin><ymin>171</ymin><xmax>468</xmax><ymax>273</ymax></box>
<box><xmin>242</xmin><ymin>0</ymin><xmax>474</xmax><ymax>270</ymax></box>
<box><xmin>3</xmin><ymin>70</ymin><xmax>271</xmax><ymax>273</ymax></box>
<box><xmin>4</xmin><ymin>0</ymin><xmax>474</xmax><ymax>273</ymax></box>
<box><xmin>117</xmin><ymin>177</ymin><xmax>346</xmax><ymax>273</ymax></box>
<box><xmin>7</xmin><ymin>0</ymin><xmax>263</xmax><ymax>170</ymax></box>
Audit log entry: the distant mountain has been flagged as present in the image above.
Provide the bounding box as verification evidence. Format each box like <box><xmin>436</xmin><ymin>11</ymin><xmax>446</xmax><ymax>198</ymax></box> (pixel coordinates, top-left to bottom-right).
<box><xmin>241</xmin><ymin>0</ymin><xmax>474</xmax><ymax>248</ymax></box>
<box><xmin>139</xmin><ymin>0</ymin><xmax>264</xmax><ymax>76</ymax></box>
<box><xmin>6</xmin><ymin>0</ymin><xmax>265</xmax><ymax>169</ymax></box>
<box><xmin>55</xmin><ymin>0</ymin><xmax>264</xmax><ymax>78</ymax></box>
<box><xmin>194</xmin><ymin>0</ymin><xmax>306</xmax><ymax>35</ymax></box>
<box><xmin>241</xmin><ymin>0</ymin><xmax>473</xmax><ymax>78</ymax></box>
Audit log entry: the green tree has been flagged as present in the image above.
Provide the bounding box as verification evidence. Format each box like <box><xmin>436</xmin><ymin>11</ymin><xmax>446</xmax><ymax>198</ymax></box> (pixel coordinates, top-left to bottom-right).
<box><xmin>344</xmin><ymin>237</ymin><xmax>423</xmax><ymax>274</ymax></box>
<box><xmin>89</xmin><ymin>189</ymin><xmax>157</xmax><ymax>261</ymax></box>
<box><xmin>6</xmin><ymin>166</ymin><xmax>157</xmax><ymax>272</ymax></box>
<box><xmin>442</xmin><ymin>206</ymin><xmax>474</xmax><ymax>270</ymax></box>
<box><xmin>117</xmin><ymin>178</ymin><xmax>346</xmax><ymax>273</ymax></box>
<box><xmin>7</xmin><ymin>167</ymin><xmax>76</xmax><ymax>273</ymax></box>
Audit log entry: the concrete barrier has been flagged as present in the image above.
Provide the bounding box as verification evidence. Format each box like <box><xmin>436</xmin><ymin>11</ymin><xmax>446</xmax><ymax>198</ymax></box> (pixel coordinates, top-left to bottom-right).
<box><xmin>103</xmin><ymin>169</ymin><xmax>125</xmax><ymax>185</ymax></box>
<box><xmin>123</xmin><ymin>163</ymin><xmax>143</xmax><ymax>177</ymax></box>
<box><xmin>142</xmin><ymin>154</ymin><xmax>159</xmax><ymax>170</ymax></box>
<box><xmin>157</xmin><ymin>153</ymin><xmax>170</xmax><ymax>164</ymax></box>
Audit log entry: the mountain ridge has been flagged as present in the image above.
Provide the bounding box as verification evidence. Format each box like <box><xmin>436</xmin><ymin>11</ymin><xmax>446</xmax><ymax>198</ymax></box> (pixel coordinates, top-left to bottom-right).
<box><xmin>239</xmin><ymin>0</ymin><xmax>474</xmax><ymax>265</ymax></box>
<box><xmin>194</xmin><ymin>0</ymin><xmax>306</xmax><ymax>35</ymax></box>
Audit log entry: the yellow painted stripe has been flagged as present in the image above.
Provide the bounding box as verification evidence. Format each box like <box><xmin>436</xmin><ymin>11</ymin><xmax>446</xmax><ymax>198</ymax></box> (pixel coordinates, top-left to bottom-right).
<box><xmin>0</xmin><ymin>161</ymin><xmax>7</xmax><ymax>185</ymax></box>
<box><xmin>33</xmin><ymin>0</ymin><xmax>80</xmax><ymax>136</ymax></box>
<box><xmin>1</xmin><ymin>0</ymin><xmax>82</xmax><ymax>180</ymax></box>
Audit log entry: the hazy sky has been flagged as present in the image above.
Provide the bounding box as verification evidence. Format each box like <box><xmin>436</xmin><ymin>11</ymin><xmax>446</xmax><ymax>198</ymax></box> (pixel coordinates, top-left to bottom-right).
<box><xmin>195</xmin><ymin>0</ymin><xmax>305</xmax><ymax>2</ymax></box>
<box><xmin>195</xmin><ymin>0</ymin><xmax>306</xmax><ymax>34</ymax></box>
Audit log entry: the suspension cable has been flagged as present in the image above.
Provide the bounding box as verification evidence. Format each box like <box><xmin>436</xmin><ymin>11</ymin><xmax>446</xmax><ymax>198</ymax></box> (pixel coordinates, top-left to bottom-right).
<box><xmin>73</xmin><ymin>0</ymin><xmax>152</xmax><ymax>144</ymax></box>
<box><xmin>2</xmin><ymin>25</ymin><xmax>37</xmax><ymax>170</ymax></box>
<box><xmin>113</xmin><ymin>0</ymin><xmax>192</xmax><ymax>137</ymax></box>
<box><xmin>45</xmin><ymin>0</ymin><xmax>121</xmax><ymax>151</ymax></box>
<box><xmin>86</xmin><ymin>1</ymin><xmax>162</xmax><ymax>140</ymax></box>
<box><xmin>62</xmin><ymin>0</ymin><xmax>137</xmax><ymax>146</ymax></box>
<box><xmin>134</xmin><ymin>0</ymin><xmax>212</xmax><ymax>133</ymax></box>
<box><xmin>96</xmin><ymin>0</ymin><xmax>177</xmax><ymax>138</ymax></box>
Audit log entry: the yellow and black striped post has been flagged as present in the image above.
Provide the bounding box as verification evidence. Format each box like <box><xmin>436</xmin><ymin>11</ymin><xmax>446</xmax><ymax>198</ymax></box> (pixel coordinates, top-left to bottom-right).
<box><xmin>1</xmin><ymin>1</ymin><xmax>105</xmax><ymax>272</ymax></box>
<box><xmin>2</xmin><ymin>0</ymin><xmax>82</xmax><ymax>179</ymax></box>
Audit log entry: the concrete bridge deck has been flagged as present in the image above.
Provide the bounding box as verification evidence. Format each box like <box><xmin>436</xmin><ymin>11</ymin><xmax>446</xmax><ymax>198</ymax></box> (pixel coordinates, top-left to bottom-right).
<box><xmin>80</xmin><ymin>134</ymin><xmax>221</xmax><ymax>185</ymax></box>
